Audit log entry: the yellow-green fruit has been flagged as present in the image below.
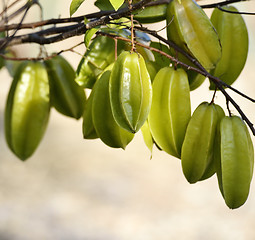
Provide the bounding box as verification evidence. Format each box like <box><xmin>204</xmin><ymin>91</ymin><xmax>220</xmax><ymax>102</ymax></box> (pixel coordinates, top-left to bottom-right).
<box><xmin>133</xmin><ymin>0</ymin><xmax>167</xmax><ymax>23</ymax></box>
<box><xmin>181</xmin><ymin>102</ymin><xmax>223</xmax><ymax>183</ymax></box>
<box><xmin>216</xmin><ymin>116</ymin><xmax>254</xmax><ymax>209</ymax></box>
<box><xmin>169</xmin><ymin>48</ymin><xmax>206</xmax><ymax>91</ymax></box>
<box><xmin>82</xmin><ymin>91</ymin><xmax>98</xmax><ymax>139</ymax></box>
<box><xmin>187</xmin><ymin>70</ymin><xmax>206</xmax><ymax>91</ymax></box>
<box><xmin>135</xmin><ymin>43</ymin><xmax>154</xmax><ymax>62</ymax></box>
<box><xmin>109</xmin><ymin>51</ymin><xmax>152</xmax><ymax>133</ymax></box>
<box><xmin>5</xmin><ymin>61</ymin><xmax>50</xmax><ymax>160</ymax></box>
<box><xmin>199</xmin><ymin>104</ymin><xmax>225</xmax><ymax>181</ymax></box>
<box><xmin>76</xmin><ymin>35</ymin><xmax>125</xmax><ymax>88</ymax></box>
<box><xmin>82</xmin><ymin>63</ymin><xmax>115</xmax><ymax>140</ymax></box>
<box><xmin>148</xmin><ymin>67</ymin><xmax>191</xmax><ymax>158</ymax></box>
<box><xmin>145</xmin><ymin>60</ymin><xmax>158</xmax><ymax>82</ymax></box>
<box><xmin>45</xmin><ymin>55</ymin><xmax>86</xmax><ymax>119</ymax></box>
<box><xmin>166</xmin><ymin>0</ymin><xmax>221</xmax><ymax>70</ymax></box>
<box><xmin>141</xmin><ymin>120</ymin><xmax>154</xmax><ymax>153</ymax></box>
<box><xmin>92</xmin><ymin>69</ymin><xmax>134</xmax><ymax>149</ymax></box>
<box><xmin>210</xmin><ymin>6</ymin><xmax>249</xmax><ymax>90</ymax></box>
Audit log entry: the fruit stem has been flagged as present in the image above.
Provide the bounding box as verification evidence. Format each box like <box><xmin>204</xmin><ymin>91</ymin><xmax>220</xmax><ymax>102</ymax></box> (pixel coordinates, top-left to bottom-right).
<box><xmin>128</xmin><ymin>0</ymin><xmax>135</xmax><ymax>53</ymax></box>
<box><xmin>210</xmin><ymin>89</ymin><xmax>217</xmax><ymax>104</ymax></box>
<box><xmin>114</xmin><ymin>38</ymin><xmax>118</xmax><ymax>60</ymax></box>
<box><xmin>226</xmin><ymin>100</ymin><xmax>232</xmax><ymax>117</ymax></box>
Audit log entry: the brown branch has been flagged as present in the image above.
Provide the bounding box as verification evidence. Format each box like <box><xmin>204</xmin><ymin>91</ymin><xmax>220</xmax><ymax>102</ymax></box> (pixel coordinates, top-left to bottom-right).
<box><xmin>134</xmin><ymin>25</ymin><xmax>255</xmax><ymax>102</ymax></box>
<box><xmin>0</xmin><ymin>0</ymin><xmax>34</xmax><ymax>50</ymax></box>
<box><xmin>0</xmin><ymin>41</ymin><xmax>84</xmax><ymax>61</ymax></box>
<box><xmin>0</xmin><ymin>11</ymin><xmax>112</xmax><ymax>32</ymax></box>
<box><xmin>201</xmin><ymin>0</ymin><xmax>249</xmax><ymax>9</ymax></box>
<box><xmin>0</xmin><ymin>0</ymin><xmax>153</xmax><ymax>49</ymax></box>
<box><xmin>98</xmin><ymin>31</ymin><xmax>255</xmax><ymax>135</ymax></box>
<box><xmin>0</xmin><ymin>0</ymin><xmax>38</xmax><ymax>25</ymax></box>
<box><xmin>0</xmin><ymin>0</ymin><xmax>254</xmax><ymax>134</ymax></box>
<box><xmin>0</xmin><ymin>0</ymin><xmax>153</xmax><ymax>32</ymax></box>
<box><xmin>217</xmin><ymin>6</ymin><xmax>255</xmax><ymax>15</ymax></box>
<box><xmin>0</xmin><ymin>0</ymin><xmax>22</xmax><ymax>18</ymax></box>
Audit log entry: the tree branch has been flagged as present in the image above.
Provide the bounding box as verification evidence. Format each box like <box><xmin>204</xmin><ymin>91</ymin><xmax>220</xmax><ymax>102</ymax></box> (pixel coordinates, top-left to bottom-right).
<box><xmin>200</xmin><ymin>0</ymin><xmax>249</xmax><ymax>8</ymax></box>
<box><xmin>0</xmin><ymin>0</ymin><xmax>38</xmax><ymax>25</ymax></box>
<box><xmin>0</xmin><ymin>0</ymin><xmax>153</xmax><ymax>49</ymax></box>
<box><xmin>0</xmin><ymin>0</ymin><xmax>254</xmax><ymax>135</ymax></box>
<box><xmin>217</xmin><ymin>6</ymin><xmax>255</xmax><ymax>15</ymax></box>
<box><xmin>131</xmin><ymin>29</ymin><xmax>255</xmax><ymax>135</ymax></box>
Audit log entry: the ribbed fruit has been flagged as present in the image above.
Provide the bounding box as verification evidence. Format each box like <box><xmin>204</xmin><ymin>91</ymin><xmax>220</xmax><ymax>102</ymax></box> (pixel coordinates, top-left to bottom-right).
<box><xmin>109</xmin><ymin>51</ymin><xmax>152</xmax><ymax>133</ymax></box>
<box><xmin>181</xmin><ymin>102</ymin><xmax>224</xmax><ymax>183</ymax></box>
<box><xmin>215</xmin><ymin>116</ymin><xmax>254</xmax><ymax>209</ymax></box>
<box><xmin>210</xmin><ymin>6</ymin><xmax>249</xmax><ymax>89</ymax></box>
<box><xmin>148</xmin><ymin>66</ymin><xmax>191</xmax><ymax>158</ymax></box>
<box><xmin>92</xmin><ymin>69</ymin><xmax>134</xmax><ymax>148</ymax></box>
<box><xmin>5</xmin><ymin>61</ymin><xmax>50</xmax><ymax>160</ymax></box>
<box><xmin>45</xmin><ymin>55</ymin><xmax>86</xmax><ymax>119</ymax></box>
<box><xmin>166</xmin><ymin>0</ymin><xmax>221</xmax><ymax>70</ymax></box>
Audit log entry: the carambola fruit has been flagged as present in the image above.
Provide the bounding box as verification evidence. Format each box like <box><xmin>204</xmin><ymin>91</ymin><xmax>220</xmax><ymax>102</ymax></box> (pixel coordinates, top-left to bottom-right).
<box><xmin>166</xmin><ymin>0</ymin><xmax>221</xmax><ymax>70</ymax></box>
<box><xmin>45</xmin><ymin>55</ymin><xmax>86</xmax><ymax>119</ymax></box>
<box><xmin>215</xmin><ymin>116</ymin><xmax>254</xmax><ymax>209</ymax></box>
<box><xmin>209</xmin><ymin>6</ymin><xmax>249</xmax><ymax>89</ymax></box>
<box><xmin>109</xmin><ymin>51</ymin><xmax>152</xmax><ymax>133</ymax></box>
<box><xmin>5</xmin><ymin>61</ymin><xmax>50</xmax><ymax>160</ymax></box>
<box><xmin>181</xmin><ymin>102</ymin><xmax>224</xmax><ymax>183</ymax></box>
<box><xmin>148</xmin><ymin>66</ymin><xmax>191</xmax><ymax>158</ymax></box>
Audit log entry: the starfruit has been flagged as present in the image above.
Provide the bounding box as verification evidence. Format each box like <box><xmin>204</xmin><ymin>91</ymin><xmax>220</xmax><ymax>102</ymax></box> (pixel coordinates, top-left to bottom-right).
<box><xmin>75</xmin><ymin>35</ymin><xmax>125</xmax><ymax>88</ymax></box>
<box><xmin>181</xmin><ymin>102</ymin><xmax>224</xmax><ymax>183</ymax></box>
<box><xmin>92</xmin><ymin>68</ymin><xmax>134</xmax><ymax>149</ymax></box>
<box><xmin>82</xmin><ymin>63</ymin><xmax>116</xmax><ymax>140</ymax></box>
<box><xmin>148</xmin><ymin>66</ymin><xmax>191</xmax><ymax>158</ymax></box>
<box><xmin>109</xmin><ymin>51</ymin><xmax>152</xmax><ymax>133</ymax></box>
<box><xmin>166</xmin><ymin>0</ymin><xmax>221</xmax><ymax>70</ymax></box>
<box><xmin>44</xmin><ymin>55</ymin><xmax>86</xmax><ymax>119</ymax></box>
<box><xmin>5</xmin><ymin>61</ymin><xmax>50</xmax><ymax>160</ymax></box>
<box><xmin>215</xmin><ymin>116</ymin><xmax>254</xmax><ymax>209</ymax></box>
<box><xmin>199</xmin><ymin>104</ymin><xmax>225</xmax><ymax>181</ymax></box>
<box><xmin>132</xmin><ymin>0</ymin><xmax>168</xmax><ymax>23</ymax></box>
<box><xmin>82</xmin><ymin>91</ymin><xmax>98</xmax><ymax>140</ymax></box>
<box><xmin>209</xmin><ymin>6</ymin><xmax>249</xmax><ymax>90</ymax></box>
<box><xmin>141</xmin><ymin>120</ymin><xmax>154</xmax><ymax>154</ymax></box>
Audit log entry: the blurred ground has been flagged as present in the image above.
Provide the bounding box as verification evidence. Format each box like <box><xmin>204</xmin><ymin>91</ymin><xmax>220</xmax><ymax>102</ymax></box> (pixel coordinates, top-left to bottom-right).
<box><xmin>0</xmin><ymin>0</ymin><xmax>255</xmax><ymax>239</ymax></box>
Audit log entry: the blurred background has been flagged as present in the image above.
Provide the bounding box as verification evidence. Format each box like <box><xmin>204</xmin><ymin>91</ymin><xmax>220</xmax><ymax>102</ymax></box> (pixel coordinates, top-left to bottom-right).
<box><xmin>0</xmin><ymin>0</ymin><xmax>255</xmax><ymax>239</ymax></box>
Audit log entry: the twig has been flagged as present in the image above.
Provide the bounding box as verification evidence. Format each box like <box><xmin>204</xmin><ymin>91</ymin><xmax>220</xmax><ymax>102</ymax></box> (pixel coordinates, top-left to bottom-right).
<box><xmin>99</xmin><ymin>31</ymin><xmax>255</xmax><ymax>135</ymax></box>
<box><xmin>0</xmin><ymin>0</ymin><xmax>22</xmax><ymax>18</ymax></box>
<box><xmin>201</xmin><ymin>0</ymin><xmax>249</xmax><ymax>8</ymax></box>
<box><xmin>0</xmin><ymin>0</ymin><xmax>153</xmax><ymax>49</ymax></box>
<box><xmin>128</xmin><ymin>0</ymin><xmax>135</xmax><ymax>52</ymax></box>
<box><xmin>217</xmin><ymin>6</ymin><xmax>255</xmax><ymax>15</ymax></box>
<box><xmin>0</xmin><ymin>41</ymin><xmax>84</xmax><ymax>61</ymax></box>
<box><xmin>0</xmin><ymin>0</ymin><xmax>37</xmax><ymax>25</ymax></box>
<box><xmin>0</xmin><ymin>1</ymin><xmax>36</xmax><ymax>50</ymax></box>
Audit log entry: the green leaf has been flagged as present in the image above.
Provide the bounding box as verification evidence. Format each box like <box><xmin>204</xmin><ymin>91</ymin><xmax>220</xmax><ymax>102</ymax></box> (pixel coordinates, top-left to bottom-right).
<box><xmin>95</xmin><ymin>0</ymin><xmax>114</xmax><ymax>11</ymax></box>
<box><xmin>95</xmin><ymin>0</ymin><xmax>127</xmax><ymax>11</ymax></box>
<box><xmin>70</xmin><ymin>0</ymin><xmax>86</xmax><ymax>16</ymax></box>
<box><xmin>84</xmin><ymin>28</ymin><xmax>99</xmax><ymax>48</ymax></box>
<box><xmin>109</xmin><ymin>0</ymin><xmax>125</xmax><ymax>10</ymax></box>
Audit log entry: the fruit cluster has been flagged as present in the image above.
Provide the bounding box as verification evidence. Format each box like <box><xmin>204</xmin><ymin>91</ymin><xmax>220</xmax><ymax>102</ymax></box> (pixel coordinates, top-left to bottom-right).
<box><xmin>1</xmin><ymin>0</ymin><xmax>253</xmax><ymax>208</ymax></box>
<box><xmin>5</xmin><ymin>56</ymin><xmax>86</xmax><ymax>160</ymax></box>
